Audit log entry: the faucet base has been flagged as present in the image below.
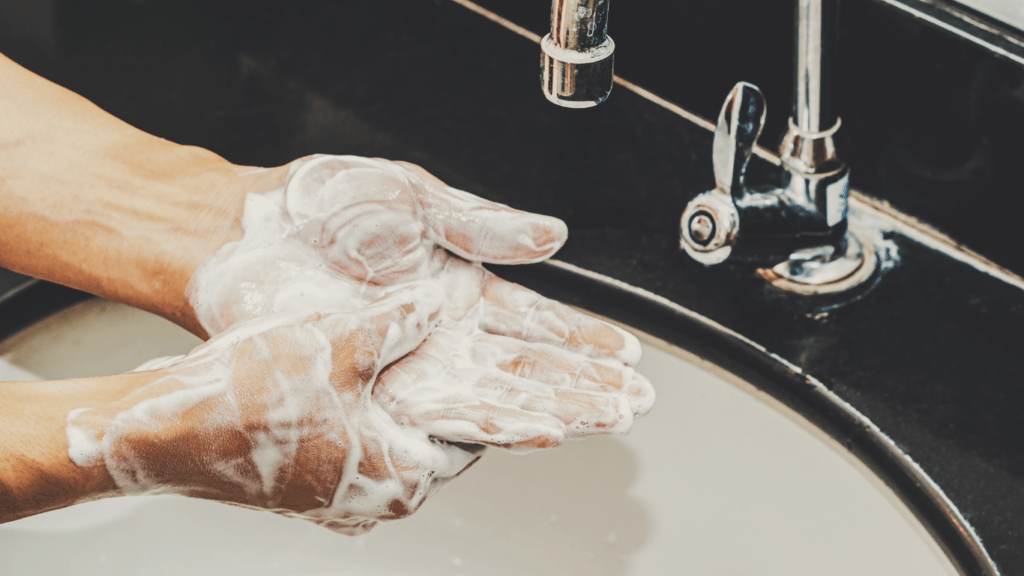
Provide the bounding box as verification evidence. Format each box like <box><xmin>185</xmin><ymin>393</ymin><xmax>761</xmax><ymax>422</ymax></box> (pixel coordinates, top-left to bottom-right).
<box><xmin>757</xmin><ymin>228</ymin><xmax>877</xmax><ymax>295</ymax></box>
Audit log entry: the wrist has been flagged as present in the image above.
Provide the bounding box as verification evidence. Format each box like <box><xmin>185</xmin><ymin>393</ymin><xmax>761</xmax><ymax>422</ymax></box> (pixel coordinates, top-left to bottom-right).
<box><xmin>118</xmin><ymin>148</ymin><xmax>251</xmax><ymax>338</ymax></box>
<box><xmin>0</xmin><ymin>54</ymin><xmax>265</xmax><ymax>338</ymax></box>
<box><xmin>0</xmin><ymin>139</ymin><xmax>246</xmax><ymax>337</ymax></box>
<box><xmin>0</xmin><ymin>372</ymin><xmax>156</xmax><ymax>522</ymax></box>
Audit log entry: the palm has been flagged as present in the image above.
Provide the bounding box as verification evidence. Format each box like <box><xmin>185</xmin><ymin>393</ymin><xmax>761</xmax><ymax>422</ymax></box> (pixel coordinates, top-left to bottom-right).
<box><xmin>187</xmin><ymin>155</ymin><xmax>654</xmax><ymax>452</ymax></box>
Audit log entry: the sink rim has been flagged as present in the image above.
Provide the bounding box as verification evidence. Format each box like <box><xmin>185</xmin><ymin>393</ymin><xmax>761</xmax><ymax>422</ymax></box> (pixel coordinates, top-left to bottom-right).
<box><xmin>0</xmin><ymin>265</ymin><xmax>997</xmax><ymax>576</ymax></box>
<box><xmin>491</xmin><ymin>259</ymin><xmax>997</xmax><ymax>576</ymax></box>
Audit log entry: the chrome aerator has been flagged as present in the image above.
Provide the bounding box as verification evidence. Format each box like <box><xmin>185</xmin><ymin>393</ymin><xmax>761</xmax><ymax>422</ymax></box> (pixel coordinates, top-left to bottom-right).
<box><xmin>541</xmin><ymin>0</ymin><xmax>615</xmax><ymax>108</ymax></box>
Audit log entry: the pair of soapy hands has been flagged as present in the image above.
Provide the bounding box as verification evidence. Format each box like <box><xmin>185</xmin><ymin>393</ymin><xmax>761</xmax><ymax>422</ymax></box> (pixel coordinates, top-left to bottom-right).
<box><xmin>68</xmin><ymin>156</ymin><xmax>654</xmax><ymax>534</ymax></box>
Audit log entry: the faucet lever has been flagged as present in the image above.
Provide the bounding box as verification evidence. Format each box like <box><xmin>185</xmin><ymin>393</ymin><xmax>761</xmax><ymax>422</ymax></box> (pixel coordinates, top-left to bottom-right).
<box><xmin>681</xmin><ymin>81</ymin><xmax>876</xmax><ymax>292</ymax></box>
<box><xmin>712</xmin><ymin>82</ymin><xmax>766</xmax><ymax>197</ymax></box>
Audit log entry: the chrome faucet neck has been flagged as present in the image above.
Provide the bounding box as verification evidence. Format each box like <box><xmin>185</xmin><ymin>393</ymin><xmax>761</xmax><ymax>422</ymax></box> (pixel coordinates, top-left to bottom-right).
<box><xmin>794</xmin><ymin>0</ymin><xmax>837</xmax><ymax>134</ymax></box>
<box><xmin>550</xmin><ymin>0</ymin><xmax>610</xmax><ymax>52</ymax></box>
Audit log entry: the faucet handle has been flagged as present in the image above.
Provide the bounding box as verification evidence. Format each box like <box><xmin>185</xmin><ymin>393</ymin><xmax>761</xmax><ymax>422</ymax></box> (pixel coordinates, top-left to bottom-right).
<box><xmin>712</xmin><ymin>82</ymin><xmax>766</xmax><ymax>197</ymax></box>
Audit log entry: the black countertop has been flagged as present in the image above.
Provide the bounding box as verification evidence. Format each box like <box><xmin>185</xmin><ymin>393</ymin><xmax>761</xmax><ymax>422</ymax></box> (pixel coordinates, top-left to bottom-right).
<box><xmin>1</xmin><ymin>0</ymin><xmax>1023</xmax><ymax>573</ymax></box>
<box><xmin>469</xmin><ymin>0</ymin><xmax>1024</xmax><ymax>278</ymax></box>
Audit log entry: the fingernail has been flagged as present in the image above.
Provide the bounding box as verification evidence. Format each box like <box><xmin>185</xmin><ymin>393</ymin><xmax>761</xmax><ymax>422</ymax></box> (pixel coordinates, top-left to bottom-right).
<box><xmin>612</xmin><ymin>326</ymin><xmax>643</xmax><ymax>366</ymax></box>
<box><xmin>530</xmin><ymin>217</ymin><xmax>568</xmax><ymax>253</ymax></box>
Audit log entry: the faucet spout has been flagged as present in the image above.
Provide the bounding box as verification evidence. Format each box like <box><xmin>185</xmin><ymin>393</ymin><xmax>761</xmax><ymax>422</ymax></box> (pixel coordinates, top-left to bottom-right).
<box><xmin>541</xmin><ymin>0</ymin><xmax>615</xmax><ymax>108</ymax></box>
<box><xmin>793</xmin><ymin>0</ymin><xmax>837</xmax><ymax>134</ymax></box>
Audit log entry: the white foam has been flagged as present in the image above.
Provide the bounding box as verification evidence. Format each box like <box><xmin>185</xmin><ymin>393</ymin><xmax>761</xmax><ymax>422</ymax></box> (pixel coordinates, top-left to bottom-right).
<box><xmin>66</xmin><ymin>155</ymin><xmax>654</xmax><ymax>532</ymax></box>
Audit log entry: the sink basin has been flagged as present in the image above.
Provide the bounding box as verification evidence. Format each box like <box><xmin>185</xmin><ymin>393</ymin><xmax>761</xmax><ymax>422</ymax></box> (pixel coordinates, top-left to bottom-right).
<box><xmin>0</xmin><ymin>298</ymin><xmax>957</xmax><ymax>575</ymax></box>
<box><xmin>952</xmin><ymin>0</ymin><xmax>1024</xmax><ymax>32</ymax></box>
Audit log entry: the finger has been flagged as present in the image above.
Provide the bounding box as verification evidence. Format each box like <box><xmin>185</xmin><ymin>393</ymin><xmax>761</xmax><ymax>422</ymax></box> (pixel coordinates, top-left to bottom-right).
<box><xmin>283</xmin><ymin>155</ymin><xmax>389</xmax><ymax>225</ymax></box>
<box><xmin>372</xmin><ymin>328</ymin><xmax>462</xmax><ymax>405</ymax></box>
<box><xmin>469</xmin><ymin>371</ymin><xmax>634</xmax><ymax>437</ymax></box>
<box><xmin>389</xmin><ymin>369</ymin><xmax>634</xmax><ymax>450</ymax></box>
<box><xmin>397</xmin><ymin>162</ymin><xmax>568</xmax><ymax>264</ymax></box>
<box><xmin>470</xmin><ymin>333</ymin><xmax>656</xmax><ymax>417</ymax></box>
<box><xmin>409</xmin><ymin>402</ymin><xmax>565</xmax><ymax>453</ymax></box>
<box><xmin>479</xmin><ymin>273</ymin><xmax>643</xmax><ymax>366</ymax></box>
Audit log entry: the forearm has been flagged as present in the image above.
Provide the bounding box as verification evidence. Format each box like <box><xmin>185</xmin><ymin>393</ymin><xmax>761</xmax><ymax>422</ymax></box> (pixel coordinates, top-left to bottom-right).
<box><xmin>0</xmin><ymin>372</ymin><xmax>158</xmax><ymax>522</ymax></box>
<box><xmin>0</xmin><ymin>53</ymin><xmax>247</xmax><ymax>336</ymax></box>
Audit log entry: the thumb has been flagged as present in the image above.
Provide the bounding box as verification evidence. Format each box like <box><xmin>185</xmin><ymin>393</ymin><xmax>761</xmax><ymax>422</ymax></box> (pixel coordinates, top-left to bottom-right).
<box><xmin>398</xmin><ymin>163</ymin><xmax>568</xmax><ymax>264</ymax></box>
<box><xmin>356</xmin><ymin>283</ymin><xmax>447</xmax><ymax>371</ymax></box>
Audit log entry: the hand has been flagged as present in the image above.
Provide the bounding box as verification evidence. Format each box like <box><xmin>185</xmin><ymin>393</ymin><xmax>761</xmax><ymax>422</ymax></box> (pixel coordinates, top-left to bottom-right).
<box><xmin>187</xmin><ymin>156</ymin><xmax>655</xmax><ymax>451</ymax></box>
<box><xmin>65</xmin><ymin>286</ymin><xmax>482</xmax><ymax>535</ymax></box>
<box><xmin>0</xmin><ymin>59</ymin><xmax>654</xmax><ymax>524</ymax></box>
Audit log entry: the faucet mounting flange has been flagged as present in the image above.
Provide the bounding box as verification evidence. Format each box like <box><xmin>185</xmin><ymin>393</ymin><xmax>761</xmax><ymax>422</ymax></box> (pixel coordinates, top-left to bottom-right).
<box><xmin>758</xmin><ymin>228</ymin><xmax>877</xmax><ymax>294</ymax></box>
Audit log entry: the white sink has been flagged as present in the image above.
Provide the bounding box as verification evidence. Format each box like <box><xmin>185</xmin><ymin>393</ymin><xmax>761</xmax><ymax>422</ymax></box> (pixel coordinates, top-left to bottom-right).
<box><xmin>0</xmin><ymin>299</ymin><xmax>957</xmax><ymax>575</ymax></box>
<box><xmin>953</xmin><ymin>0</ymin><xmax>1024</xmax><ymax>32</ymax></box>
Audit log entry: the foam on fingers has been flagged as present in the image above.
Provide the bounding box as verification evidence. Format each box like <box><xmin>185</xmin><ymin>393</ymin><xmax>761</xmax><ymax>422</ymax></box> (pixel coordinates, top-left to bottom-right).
<box><xmin>468</xmin><ymin>332</ymin><xmax>655</xmax><ymax>417</ymax></box>
<box><xmin>430</xmin><ymin>194</ymin><xmax>568</xmax><ymax>264</ymax></box>
<box><xmin>396</xmin><ymin>161</ymin><xmax>568</xmax><ymax>264</ymax></box>
<box><xmin>166</xmin><ymin>154</ymin><xmax>657</xmax><ymax>530</ymax></box>
<box><xmin>480</xmin><ymin>273</ymin><xmax>643</xmax><ymax>365</ymax></box>
<box><xmin>396</xmin><ymin>400</ymin><xmax>567</xmax><ymax>453</ymax></box>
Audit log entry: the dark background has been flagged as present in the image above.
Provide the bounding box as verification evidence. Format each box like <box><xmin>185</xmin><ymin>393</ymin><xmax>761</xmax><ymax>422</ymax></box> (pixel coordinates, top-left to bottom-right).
<box><xmin>7</xmin><ymin>0</ymin><xmax>1023</xmax><ymax>274</ymax></box>
<box><xmin>1</xmin><ymin>0</ymin><xmax>1023</xmax><ymax>572</ymax></box>
<box><xmin>472</xmin><ymin>0</ymin><xmax>1024</xmax><ymax>275</ymax></box>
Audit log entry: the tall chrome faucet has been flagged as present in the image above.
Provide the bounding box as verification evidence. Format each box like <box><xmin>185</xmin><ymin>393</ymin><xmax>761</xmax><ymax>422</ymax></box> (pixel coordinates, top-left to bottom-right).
<box><xmin>677</xmin><ymin>0</ymin><xmax>875</xmax><ymax>292</ymax></box>
<box><xmin>536</xmin><ymin>0</ymin><xmax>874</xmax><ymax>292</ymax></box>
<box><xmin>541</xmin><ymin>0</ymin><xmax>615</xmax><ymax>108</ymax></box>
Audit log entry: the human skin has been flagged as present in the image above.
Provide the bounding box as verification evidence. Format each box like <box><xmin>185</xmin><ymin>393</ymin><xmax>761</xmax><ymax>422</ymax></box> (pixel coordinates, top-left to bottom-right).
<box><xmin>65</xmin><ymin>286</ymin><xmax>490</xmax><ymax>535</ymax></box>
<box><xmin>0</xmin><ymin>52</ymin><xmax>245</xmax><ymax>520</ymax></box>
<box><xmin>2</xmin><ymin>286</ymin><xmax>487</xmax><ymax>529</ymax></box>
<box><xmin>186</xmin><ymin>155</ymin><xmax>653</xmax><ymax>453</ymax></box>
<box><xmin>0</xmin><ymin>53</ymin><xmax>248</xmax><ymax>336</ymax></box>
<box><xmin>0</xmin><ymin>53</ymin><xmax>652</xmax><ymax>525</ymax></box>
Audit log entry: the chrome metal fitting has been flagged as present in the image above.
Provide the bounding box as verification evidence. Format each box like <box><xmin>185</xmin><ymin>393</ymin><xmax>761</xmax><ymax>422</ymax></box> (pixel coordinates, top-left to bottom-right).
<box><xmin>759</xmin><ymin>229</ymin><xmax>877</xmax><ymax>294</ymax></box>
<box><xmin>679</xmin><ymin>82</ymin><xmax>876</xmax><ymax>293</ymax></box>
<box><xmin>678</xmin><ymin>0</ymin><xmax>877</xmax><ymax>294</ymax></box>
<box><xmin>541</xmin><ymin>0</ymin><xmax>615</xmax><ymax>108</ymax></box>
<box><xmin>779</xmin><ymin>117</ymin><xmax>849</xmax><ymax>228</ymax></box>
<box><xmin>680</xmin><ymin>189</ymin><xmax>740</xmax><ymax>265</ymax></box>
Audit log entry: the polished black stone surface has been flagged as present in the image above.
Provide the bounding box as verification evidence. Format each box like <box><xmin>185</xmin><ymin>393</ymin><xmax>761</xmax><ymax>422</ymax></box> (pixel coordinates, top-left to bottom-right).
<box><xmin>1</xmin><ymin>0</ymin><xmax>1023</xmax><ymax>572</ymax></box>
<box><xmin>475</xmin><ymin>0</ymin><xmax>1024</xmax><ymax>277</ymax></box>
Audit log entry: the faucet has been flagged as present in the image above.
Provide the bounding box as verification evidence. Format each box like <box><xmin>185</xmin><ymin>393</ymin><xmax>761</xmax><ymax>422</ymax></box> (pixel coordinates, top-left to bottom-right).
<box><xmin>678</xmin><ymin>0</ymin><xmax>875</xmax><ymax>292</ymax></box>
<box><xmin>536</xmin><ymin>0</ymin><xmax>874</xmax><ymax>292</ymax></box>
<box><xmin>541</xmin><ymin>0</ymin><xmax>615</xmax><ymax>108</ymax></box>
